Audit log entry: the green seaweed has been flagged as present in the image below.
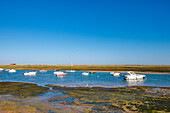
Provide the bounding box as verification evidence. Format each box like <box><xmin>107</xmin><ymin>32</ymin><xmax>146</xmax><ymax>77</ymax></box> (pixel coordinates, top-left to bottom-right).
<box><xmin>0</xmin><ymin>82</ymin><xmax>169</xmax><ymax>112</ymax></box>
<box><xmin>0</xmin><ymin>82</ymin><xmax>49</xmax><ymax>98</ymax></box>
<box><xmin>47</xmin><ymin>85</ymin><xmax>170</xmax><ymax>112</ymax></box>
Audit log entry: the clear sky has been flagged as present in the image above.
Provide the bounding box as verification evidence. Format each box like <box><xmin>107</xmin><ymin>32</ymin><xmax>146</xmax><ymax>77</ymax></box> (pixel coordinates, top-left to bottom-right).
<box><xmin>0</xmin><ymin>0</ymin><xmax>170</xmax><ymax>65</ymax></box>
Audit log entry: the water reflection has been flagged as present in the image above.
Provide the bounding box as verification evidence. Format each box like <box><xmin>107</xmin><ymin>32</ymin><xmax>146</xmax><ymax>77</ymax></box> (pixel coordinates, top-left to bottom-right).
<box><xmin>126</xmin><ymin>79</ymin><xmax>145</xmax><ymax>86</ymax></box>
<box><xmin>57</xmin><ymin>76</ymin><xmax>65</xmax><ymax>81</ymax></box>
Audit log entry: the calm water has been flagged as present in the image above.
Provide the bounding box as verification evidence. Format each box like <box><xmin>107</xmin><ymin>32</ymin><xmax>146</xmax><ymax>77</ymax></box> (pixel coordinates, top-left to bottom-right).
<box><xmin>0</xmin><ymin>70</ymin><xmax>170</xmax><ymax>87</ymax></box>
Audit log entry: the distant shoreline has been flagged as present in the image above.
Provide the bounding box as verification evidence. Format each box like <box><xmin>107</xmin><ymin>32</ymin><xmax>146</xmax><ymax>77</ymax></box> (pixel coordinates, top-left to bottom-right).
<box><xmin>0</xmin><ymin>65</ymin><xmax>170</xmax><ymax>74</ymax></box>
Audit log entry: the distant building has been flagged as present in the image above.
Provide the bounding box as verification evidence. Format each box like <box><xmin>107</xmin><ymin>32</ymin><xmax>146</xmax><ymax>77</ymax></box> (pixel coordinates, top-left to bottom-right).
<box><xmin>10</xmin><ymin>63</ymin><xmax>16</xmax><ymax>65</ymax></box>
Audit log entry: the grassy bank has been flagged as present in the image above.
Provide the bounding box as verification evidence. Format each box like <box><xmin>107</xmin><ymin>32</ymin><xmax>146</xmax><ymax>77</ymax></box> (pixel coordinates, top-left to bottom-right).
<box><xmin>0</xmin><ymin>65</ymin><xmax>170</xmax><ymax>73</ymax></box>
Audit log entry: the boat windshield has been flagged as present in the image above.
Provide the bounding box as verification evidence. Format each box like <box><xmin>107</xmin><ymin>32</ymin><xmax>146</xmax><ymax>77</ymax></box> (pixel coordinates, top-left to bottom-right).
<box><xmin>128</xmin><ymin>71</ymin><xmax>136</xmax><ymax>75</ymax></box>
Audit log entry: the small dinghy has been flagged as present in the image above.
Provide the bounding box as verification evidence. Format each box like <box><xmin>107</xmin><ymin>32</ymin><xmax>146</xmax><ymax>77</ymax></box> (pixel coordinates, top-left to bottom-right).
<box><xmin>110</xmin><ymin>72</ymin><xmax>120</xmax><ymax>76</ymax></box>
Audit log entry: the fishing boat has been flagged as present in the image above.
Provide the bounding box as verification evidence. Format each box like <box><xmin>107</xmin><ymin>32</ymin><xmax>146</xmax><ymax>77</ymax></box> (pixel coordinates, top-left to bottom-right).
<box><xmin>0</xmin><ymin>68</ymin><xmax>3</xmax><ymax>71</ymax></box>
<box><xmin>54</xmin><ymin>71</ymin><xmax>67</xmax><ymax>76</ymax></box>
<box><xmin>123</xmin><ymin>71</ymin><xmax>146</xmax><ymax>80</ymax></box>
<box><xmin>38</xmin><ymin>70</ymin><xmax>47</xmax><ymax>73</ymax></box>
<box><xmin>24</xmin><ymin>71</ymin><xmax>36</xmax><ymax>76</ymax></box>
<box><xmin>8</xmin><ymin>69</ymin><xmax>16</xmax><ymax>73</ymax></box>
<box><xmin>110</xmin><ymin>72</ymin><xmax>120</xmax><ymax>76</ymax></box>
<box><xmin>82</xmin><ymin>72</ymin><xmax>89</xmax><ymax>76</ymax></box>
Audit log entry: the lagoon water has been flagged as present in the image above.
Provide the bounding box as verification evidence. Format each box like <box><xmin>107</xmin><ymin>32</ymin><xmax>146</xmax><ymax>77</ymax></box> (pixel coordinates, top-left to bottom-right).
<box><xmin>0</xmin><ymin>70</ymin><xmax>170</xmax><ymax>87</ymax></box>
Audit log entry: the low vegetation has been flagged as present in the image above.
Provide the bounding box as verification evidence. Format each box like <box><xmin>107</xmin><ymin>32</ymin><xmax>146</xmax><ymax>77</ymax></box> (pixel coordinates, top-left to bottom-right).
<box><xmin>0</xmin><ymin>65</ymin><xmax>170</xmax><ymax>73</ymax></box>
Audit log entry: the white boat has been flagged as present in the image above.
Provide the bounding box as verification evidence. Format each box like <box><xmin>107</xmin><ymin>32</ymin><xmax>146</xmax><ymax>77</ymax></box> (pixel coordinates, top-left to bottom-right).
<box><xmin>66</xmin><ymin>62</ymin><xmax>76</xmax><ymax>72</ymax></box>
<box><xmin>110</xmin><ymin>72</ymin><xmax>120</xmax><ymax>76</ymax></box>
<box><xmin>39</xmin><ymin>70</ymin><xmax>47</xmax><ymax>73</ymax></box>
<box><xmin>113</xmin><ymin>73</ymin><xmax>120</xmax><ymax>76</ymax></box>
<box><xmin>123</xmin><ymin>71</ymin><xmax>146</xmax><ymax>80</ymax></box>
<box><xmin>110</xmin><ymin>72</ymin><xmax>115</xmax><ymax>75</ymax></box>
<box><xmin>8</xmin><ymin>69</ymin><xmax>16</xmax><ymax>73</ymax></box>
<box><xmin>24</xmin><ymin>71</ymin><xmax>36</xmax><ymax>76</ymax></box>
<box><xmin>54</xmin><ymin>71</ymin><xmax>67</xmax><ymax>76</ymax></box>
<box><xmin>66</xmin><ymin>70</ymin><xmax>76</xmax><ymax>72</ymax></box>
<box><xmin>0</xmin><ymin>68</ymin><xmax>3</xmax><ymax>71</ymax></box>
<box><xmin>5</xmin><ymin>69</ymin><xmax>10</xmax><ymax>71</ymax></box>
<box><xmin>82</xmin><ymin>72</ymin><xmax>89</xmax><ymax>76</ymax></box>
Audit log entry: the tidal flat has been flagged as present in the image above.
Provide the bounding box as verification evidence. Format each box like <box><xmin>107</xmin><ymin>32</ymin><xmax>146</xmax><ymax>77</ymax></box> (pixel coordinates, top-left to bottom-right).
<box><xmin>0</xmin><ymin>82</ymin><xmax>169</xmax><ymax>112</ymax></box>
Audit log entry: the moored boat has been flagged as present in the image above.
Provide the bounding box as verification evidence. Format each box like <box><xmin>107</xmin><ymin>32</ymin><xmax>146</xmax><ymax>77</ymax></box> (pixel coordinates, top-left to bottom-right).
<box><xmin>8</xmin><ymin>69</ymin><xmax>16</xmax><ymax>73</ymax></box>
<box><xmin>54</xmin><ymin>71</ymin><xmax>67</xmax><ymax>76</ymax></box>
<box><xmin>110</xmin><ymin>72</ymin><xmax>115</xmax><ymax>75</ymax></box>
<box><xmin>0</xmin><ymin>68</ymin><xmax>3</xmax><ymax>71</ymax></box>
<box><xmin>5</xmin><ymin>69</ymin><xmax>10</xmax><ymax>71</ymax></box>
<box><xmin>82</xmin><ymin>72</ymin><xmax>89</xmax><ymax>76</ymax></box>
<box><xmin>90</xmin><ymin>71</ymin><xmax>95</xmax><ymax>74</ymax></box>
<box><xmin>123</xmin><ymin>71</ymin><xmax>146</xmax><ymax>80</ymax></box>
<box><xmin>39</xmin><ymin>70</ymin><xmax>47</xmax><ymax>73</ymax></box>
<box><xmin>110</xmin><ymin>72</ymin><xmax>120</xmax><ymax>76</ymax></box>
<box><xmin>24</xmin><ymin>71</ymin><xmax>37</xmax><ymax>76</ymax></box>
<box><xmin>66</xmin><ymin>70</ymin><xmax>76</xmax><ymax>72</ymax></box>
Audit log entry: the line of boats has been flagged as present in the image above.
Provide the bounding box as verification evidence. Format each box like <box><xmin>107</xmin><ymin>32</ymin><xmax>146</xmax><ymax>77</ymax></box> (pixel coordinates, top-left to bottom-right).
<box><xmin>0</xmin><ymin>68</ymin><xmax>17</xmax><ymax>73</ymax></box>
<box><xmin>0</xmin><ymin>68</ymin><xmax>146</xmax><ymax>80</ymax></box>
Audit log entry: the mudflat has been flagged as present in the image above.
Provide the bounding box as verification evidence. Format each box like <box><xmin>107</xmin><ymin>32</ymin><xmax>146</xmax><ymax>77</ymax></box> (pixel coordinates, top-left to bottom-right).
<box><xmin>0</xmin><ymin>82</ymin><xmax>169</xmax><ymax>112</ymax></box>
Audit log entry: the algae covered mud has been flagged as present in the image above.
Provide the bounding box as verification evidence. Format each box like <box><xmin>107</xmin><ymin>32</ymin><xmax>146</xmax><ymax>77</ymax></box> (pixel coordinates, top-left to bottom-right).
<box><xmin>0</xmin><ymin>82</ymin><xmax>169</xmax><ymax>112</ymax></box>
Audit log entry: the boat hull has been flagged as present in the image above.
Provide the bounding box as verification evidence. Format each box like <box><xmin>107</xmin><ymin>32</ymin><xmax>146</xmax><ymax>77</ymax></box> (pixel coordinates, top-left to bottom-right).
<box><xmin>110</xmin><ymin>72</ymin><xmax>120</xmax><ymax>76</ymax></box>
<box><xmin>55</xmin><ymin>73</ymin><xmax>67</xmax><ymax>76</ymax></box>
<box><xmin>8</xmin><ymin>69</ymin><xmax>16</xmax><ymax>73</ymax></box>
<box><xmin>54</xmin><ymin>71</ymin><xmax>67</xmax><ymax>76</ymax></box>
<box><xmin>39</xmin><ymin>70</ymin><xmax>47</xmax><ymax>73</ymax></box>
<box><xmin>124</xmin><ymin>75</ymin><xmax>145</xmax><ymax>80</ymax></box>
<box><xmin>82</xmin><ymin>73</ymin><xmax>89</xmax><ymax>76</ymax></box>
<box><xmin>24</xmin><ymin>72</ymin><xmax>36</xmax><ymax>76</ymax></box>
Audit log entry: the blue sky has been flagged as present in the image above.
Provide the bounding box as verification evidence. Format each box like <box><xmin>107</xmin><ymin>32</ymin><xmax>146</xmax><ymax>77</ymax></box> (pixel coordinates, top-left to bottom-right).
<box><xmin>0</xmin><ymin>0</ymin><xmax>170</xmax><ymax>65</ymax></box>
